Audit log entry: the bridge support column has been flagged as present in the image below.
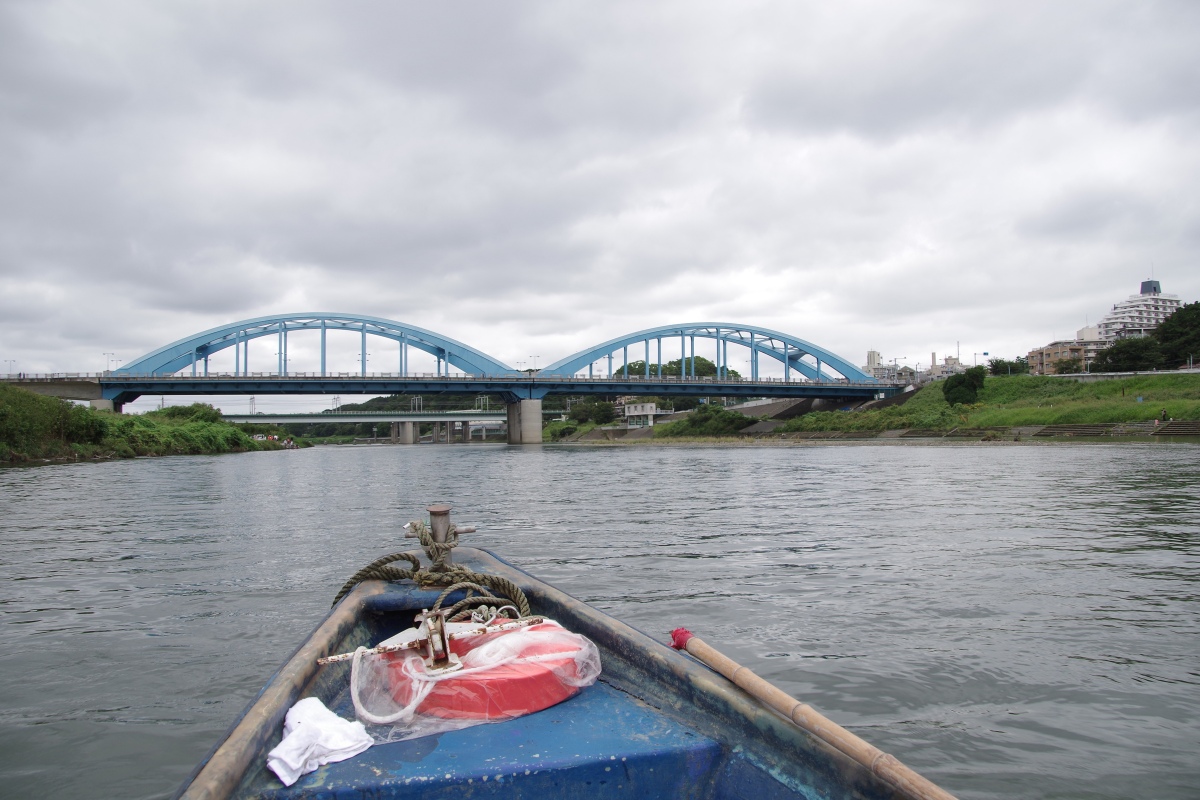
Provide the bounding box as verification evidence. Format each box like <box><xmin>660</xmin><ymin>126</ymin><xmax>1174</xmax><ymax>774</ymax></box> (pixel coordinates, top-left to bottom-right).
<box><xmin>506</xmin><ymin>399</ymin><xmax>543</xmax><ymax>444</ymax></box>
<box><xmin>388</xmin><ymin>421</ymin><xmax>415</xmax><ymax>444</ymax></box>
<box><xmin>91</xmin><ymin>398</ymin><xmax>115</xmax><ymax>412</ymax></box>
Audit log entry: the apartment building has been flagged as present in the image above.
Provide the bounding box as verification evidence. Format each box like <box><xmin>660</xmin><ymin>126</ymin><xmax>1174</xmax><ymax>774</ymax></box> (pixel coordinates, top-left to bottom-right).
<box><xmin>1097</xmin><ymin>280</ymin><xmax>1182</xmax><ymax>340</ymax></box>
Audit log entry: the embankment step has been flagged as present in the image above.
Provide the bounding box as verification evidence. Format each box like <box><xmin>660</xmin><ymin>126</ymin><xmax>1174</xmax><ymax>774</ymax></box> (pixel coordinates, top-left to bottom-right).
<box><xmin>1113</xmin><ymin>421</ymin><xmax>1160</xmax><ymax>435</ymax></box>
<box><xmin>944</xmin><ymin>427</ymin><xmax>1009</xmax><ymax>438</ymax></box>
<box><xmin>1032</xmin><ymin>424</ymin><xmax>1118</xmax><ymax>437</ymax></box>
<box><xmin>1153</xmin><ymin>420</ymin><xmax>1200</xmax><ymax>436</ymax></box>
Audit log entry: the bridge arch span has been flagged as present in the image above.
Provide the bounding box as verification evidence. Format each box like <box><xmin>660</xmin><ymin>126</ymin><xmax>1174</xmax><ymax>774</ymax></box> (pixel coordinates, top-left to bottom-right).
<box><xmin>538</xmin><ymin>323</ymin><xmax>873</xmax><ymax>383</ymax></box>
<box><xmin>115</xmin><ymin>313</ymin><xmax>517</xmax><ymax>377</ymax></box>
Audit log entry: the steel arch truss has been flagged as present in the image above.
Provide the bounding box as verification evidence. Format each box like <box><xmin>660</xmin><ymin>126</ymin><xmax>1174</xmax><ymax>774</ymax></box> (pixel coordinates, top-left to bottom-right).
<box><xmin>539</xmin><ymin>323</ymin><xmax>874</xmax><ymax>383</ymax></box>
<box><xmin>115</xmin><ymin>313</ymin><xmax>517</xmax><ymax>377</ymax></box>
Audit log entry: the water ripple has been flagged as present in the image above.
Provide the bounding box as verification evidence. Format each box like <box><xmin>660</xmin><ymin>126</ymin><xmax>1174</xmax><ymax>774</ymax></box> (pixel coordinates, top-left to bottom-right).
<box><xmin>1</xmin><ymin>444</ymin><xmax>1198</xmax><ymax>799</ymax></box>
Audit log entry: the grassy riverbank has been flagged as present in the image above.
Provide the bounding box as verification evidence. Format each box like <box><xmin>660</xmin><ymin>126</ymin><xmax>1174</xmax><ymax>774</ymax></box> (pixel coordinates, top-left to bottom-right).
<box><xmin>0</xmin><ymin>385</ymin><xmax>286</xmax><ymax>463</ymax></box>
<box><xmin>778</xmin><ymin>374</ymin><xmax>1200</xmax><ymax>433</ymax></box>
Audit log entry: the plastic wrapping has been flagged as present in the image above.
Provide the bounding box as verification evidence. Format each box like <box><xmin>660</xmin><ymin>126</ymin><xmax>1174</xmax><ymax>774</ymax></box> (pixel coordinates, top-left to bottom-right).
<box><xmin>350</xmin><ymin>617</ymin><xmax>601</xmax><ymax>742</ymax></box>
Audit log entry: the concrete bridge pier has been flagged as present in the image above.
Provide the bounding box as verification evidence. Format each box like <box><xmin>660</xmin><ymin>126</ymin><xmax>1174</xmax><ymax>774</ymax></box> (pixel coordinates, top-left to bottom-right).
<box><xmin>506</xmin><ymin>399</ymin><xmax>543</xmax><ymax>444</ymax></box>
<box><xmin>389</xmin><ymin>421</ymin><xmax>417</xmax><ymax>444</ymax></box>
<box><xmin>91</xmin><ymin>399</ymin><xmax>117</xmax><ymax>412</ymax></box>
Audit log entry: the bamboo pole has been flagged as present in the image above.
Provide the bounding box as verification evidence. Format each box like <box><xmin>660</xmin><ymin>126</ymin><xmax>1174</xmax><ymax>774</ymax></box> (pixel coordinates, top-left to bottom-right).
<box><xmin>669</xmin><ymin>628</ymin><xmax>957</xmax><ymax>800</ymax></box>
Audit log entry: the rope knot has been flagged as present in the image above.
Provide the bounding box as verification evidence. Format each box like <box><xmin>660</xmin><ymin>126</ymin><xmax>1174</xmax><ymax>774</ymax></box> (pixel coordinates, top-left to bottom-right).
<box><xmin>331</xmin><ymin>519</ymin><xmax>529</xmax><ymax>617</ymax></box>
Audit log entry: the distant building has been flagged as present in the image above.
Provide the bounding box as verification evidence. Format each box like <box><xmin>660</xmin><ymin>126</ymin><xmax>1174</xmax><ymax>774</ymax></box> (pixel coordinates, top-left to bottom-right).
<box><xmin>1028</xmin><ymin>280</ymin><xmax>1182</xmax><ymax>373</ymax></box>
<box><xmin>624</xmin><ymin>402</ymin><xmax>658</xmax><ymax>427</ymax></box>
<box><xmin>862</xmin><ymin>350</ymin><xmax>884</xmax><ymax>378</ymax></box>
<box><xmin>1097</xmin><ymin>280</ymin><xmax>1182</xmax><ymax>340</ymax></box>
<box><xmin>1028</xmin><ymin>327</ymin><xmax>1107</xmax><ymax>374</ymax></box>
<box><xmin>927</xmin><ymin>355</ymin><xmax>963</xmax><ymax>379</ymax></box>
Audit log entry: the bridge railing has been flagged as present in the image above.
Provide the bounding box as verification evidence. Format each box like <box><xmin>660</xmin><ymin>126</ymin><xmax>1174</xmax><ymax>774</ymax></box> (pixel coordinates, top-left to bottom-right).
<box><xmin>224</xmin><ymin>411</ymin><xmax>567</xmax><ymax>420</ymax></box>
<box><xmin>4</xmin><ymin>372</ymin><xmax>893</xmax><ymax>387</ymax></box>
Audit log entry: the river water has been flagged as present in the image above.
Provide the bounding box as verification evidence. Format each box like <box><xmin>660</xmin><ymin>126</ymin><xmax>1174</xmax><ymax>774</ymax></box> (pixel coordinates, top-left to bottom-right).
<box><xmin>1</xmin><ymin>443</ymin><xmax>1197</xmax><ymax>799</ymax></box>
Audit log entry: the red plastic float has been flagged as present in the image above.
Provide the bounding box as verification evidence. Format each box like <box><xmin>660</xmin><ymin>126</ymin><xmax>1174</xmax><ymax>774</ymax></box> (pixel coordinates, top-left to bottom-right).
<box><xmin>386</xmin><ymin>620</ymin><xmax>586</xmax><ymax>720</ymax></box>
<box><xmin>350</xmin><ymin>616</ymin><xmax>601</xmax><ymax>738</ymax></box>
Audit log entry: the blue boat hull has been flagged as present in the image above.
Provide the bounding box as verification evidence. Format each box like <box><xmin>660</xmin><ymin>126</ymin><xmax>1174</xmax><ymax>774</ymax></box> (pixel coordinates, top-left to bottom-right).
<box><xmin>177</xmin><ymin>548</ymin><xmax>906</xmax><ymax>799</ymax></box>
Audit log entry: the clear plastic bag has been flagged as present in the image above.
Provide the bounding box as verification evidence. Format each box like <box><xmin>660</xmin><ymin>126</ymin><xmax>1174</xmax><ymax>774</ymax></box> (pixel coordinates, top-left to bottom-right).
<box><xmin>350</xmin><ymin>617</ymin><xmax>601</xmax><ymax>742</ymax></box>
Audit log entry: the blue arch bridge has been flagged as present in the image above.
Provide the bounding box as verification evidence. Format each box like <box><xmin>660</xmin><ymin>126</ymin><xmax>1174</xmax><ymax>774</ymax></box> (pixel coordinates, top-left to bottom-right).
<box><xmin>7</xmin><ymin>313</ymin><xmax>892</xmax><ymax>443</ymax></box>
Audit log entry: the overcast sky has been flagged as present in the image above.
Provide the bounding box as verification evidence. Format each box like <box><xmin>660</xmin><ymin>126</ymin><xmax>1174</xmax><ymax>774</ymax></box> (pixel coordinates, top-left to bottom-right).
<box><xmin>2</xmin><ymin>1</ymin><xmax>1197</xmax><ymax>408</ymax></box>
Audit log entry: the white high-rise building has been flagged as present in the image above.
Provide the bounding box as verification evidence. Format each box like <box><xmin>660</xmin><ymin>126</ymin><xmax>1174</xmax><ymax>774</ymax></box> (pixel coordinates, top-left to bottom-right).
<box><xmin>1097</xmin><ymin>280</ymin><xmax>1182</xmax><ymax>340</ymax></box>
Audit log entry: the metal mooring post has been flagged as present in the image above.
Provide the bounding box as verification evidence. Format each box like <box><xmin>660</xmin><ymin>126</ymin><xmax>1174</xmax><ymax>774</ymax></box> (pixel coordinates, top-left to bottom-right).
<box><xmin>427</xmin><ymin>504</ymin><xmax>453</xmax><ymax>565</ymax></box>
<box><xmin>407</xmin><ymin>504</ymin><xmax>474</xmax><ymax>566</ymax></box>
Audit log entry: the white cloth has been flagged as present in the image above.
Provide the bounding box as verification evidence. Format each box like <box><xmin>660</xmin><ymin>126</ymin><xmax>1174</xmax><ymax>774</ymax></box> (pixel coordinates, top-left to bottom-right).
<box><xmin>266</xmin><ymin>697</ymin><xmax>373</xmax><ymax>786</ymax></box>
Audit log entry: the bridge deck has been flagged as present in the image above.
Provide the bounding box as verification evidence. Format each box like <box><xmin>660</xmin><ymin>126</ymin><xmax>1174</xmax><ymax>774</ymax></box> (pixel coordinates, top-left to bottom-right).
<box><xmin>4</xmin><ymin>373</ymin><xmax>895</xmax><ymax>405</ymax></box>
<box><xmin>223</xmin><ymin>411</ymin><xmax>512</xmax><ymax>424</ymax></box>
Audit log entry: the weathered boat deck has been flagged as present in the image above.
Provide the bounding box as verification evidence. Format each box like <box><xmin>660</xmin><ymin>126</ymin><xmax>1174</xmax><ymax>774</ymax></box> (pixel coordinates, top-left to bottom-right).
<box><xmin>182</xmin><ymin>548</ymin><xmax>913</xmax><ymax>800</ymax></box>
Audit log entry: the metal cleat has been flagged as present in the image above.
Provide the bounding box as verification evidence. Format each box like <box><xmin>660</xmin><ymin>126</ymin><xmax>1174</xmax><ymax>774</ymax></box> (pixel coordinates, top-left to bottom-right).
<box><xmin>415</xmin><ymin>608</ymin><xmax>463</xmax><ymax>674</ymax></box>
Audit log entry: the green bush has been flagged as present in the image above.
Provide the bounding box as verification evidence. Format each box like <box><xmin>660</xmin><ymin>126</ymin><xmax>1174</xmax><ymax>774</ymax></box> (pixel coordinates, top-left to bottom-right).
<box><xmin>655</xmin><ymin>404</ymin><xmax>754</xmax><ymax>437</ymax></box>
<box><xmin>146</xmin><ymin>403</ymin><xmax>223</xmax><ymax>424</ymax></box>
<box><xmin>0</xmin><ymin>385</ymin><xmax>107</xmax><ymax>454</ymax></box>
<box><xmin>941</xmin><ymin>366</ymin><xmax>986</xmax><ymax>405</ymax></box>
<box><xmin>0</xmin><ymin>385</ymin><xmax>268</xmax><ymax>462</ymax></box>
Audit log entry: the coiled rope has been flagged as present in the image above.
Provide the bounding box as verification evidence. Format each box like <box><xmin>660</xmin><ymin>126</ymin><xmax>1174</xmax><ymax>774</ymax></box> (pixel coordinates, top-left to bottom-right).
<box><xmin>332</xmin><ymin>521</ymin><xmax>531</xmax><ymax>618</ymax></box>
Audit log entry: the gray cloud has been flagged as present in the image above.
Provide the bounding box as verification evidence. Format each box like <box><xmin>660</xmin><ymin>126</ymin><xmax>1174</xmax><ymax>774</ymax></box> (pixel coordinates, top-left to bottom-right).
<box><xmin>745</xmin><ymin>1</ymin><xmax>1200</xmax><ymax>138</ymax></box>
<box><xmin>1</xmin><ymin>0</ymin><xmax>1197</xmax><ymax>389</ymax></box>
